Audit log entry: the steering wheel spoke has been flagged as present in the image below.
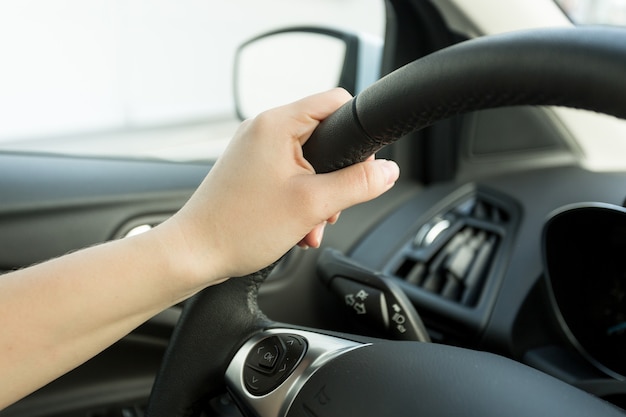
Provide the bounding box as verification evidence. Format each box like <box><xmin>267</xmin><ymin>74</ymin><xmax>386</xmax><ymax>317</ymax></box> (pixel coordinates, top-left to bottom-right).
<box><xmin>225</xmin><ymin>329</ymin><xmax>364</xmax><ymax>417</ymax></box>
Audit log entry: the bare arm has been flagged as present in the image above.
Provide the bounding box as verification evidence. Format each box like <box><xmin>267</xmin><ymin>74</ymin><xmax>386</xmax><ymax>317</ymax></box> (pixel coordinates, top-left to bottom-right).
<box><xmin>0</xmin><ymin>89</ymin><xmax>399</xmax><ymax>409</ymax></box>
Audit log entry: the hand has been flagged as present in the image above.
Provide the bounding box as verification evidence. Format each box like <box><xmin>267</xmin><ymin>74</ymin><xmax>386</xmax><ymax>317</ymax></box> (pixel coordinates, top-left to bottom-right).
<box><xmin>159</xmin><ymin>88</ymin><xmax>400</xmax><ymax>289</ymax></box>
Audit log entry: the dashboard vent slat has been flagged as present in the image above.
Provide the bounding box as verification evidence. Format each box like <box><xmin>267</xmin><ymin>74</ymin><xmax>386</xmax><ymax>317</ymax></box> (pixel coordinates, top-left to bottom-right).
<box><xmin>392</xmin><ymin>195</ymin><xmax>508</xmax><ymax>307</ymax></box>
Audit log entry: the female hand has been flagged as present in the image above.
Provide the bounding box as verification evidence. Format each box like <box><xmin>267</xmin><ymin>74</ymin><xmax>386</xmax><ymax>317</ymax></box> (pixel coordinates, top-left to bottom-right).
<box><xmin>160</xmin><ymin>88</ymin><xmax>400</xmax><ymax>289</ymax></box>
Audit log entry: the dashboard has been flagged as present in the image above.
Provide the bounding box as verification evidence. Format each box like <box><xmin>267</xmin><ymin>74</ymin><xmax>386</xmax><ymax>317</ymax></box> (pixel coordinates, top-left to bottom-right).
<box><xmin>260</xmin><ymin>163</ymin><xmax>626</xmax><ymax>411</ymax></box>
<box><xmin>1</xmin><ymin>146</ymin><xmax>626</xmax><ymax>416</ymax></box>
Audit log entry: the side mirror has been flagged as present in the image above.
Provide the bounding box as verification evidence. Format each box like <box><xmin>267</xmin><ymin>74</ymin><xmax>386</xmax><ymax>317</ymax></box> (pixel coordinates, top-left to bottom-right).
<box><xmin>234</xmin><ymin>27</ymin><xmax>382</xmax><ymax>120</ymax></box>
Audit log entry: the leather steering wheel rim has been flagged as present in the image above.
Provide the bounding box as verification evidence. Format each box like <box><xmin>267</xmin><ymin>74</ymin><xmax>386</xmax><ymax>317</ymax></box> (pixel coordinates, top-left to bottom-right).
<box><xmin>146</xmin><ymin>26</ymin><xmax>626</xmax><ymax>417</ymax></box>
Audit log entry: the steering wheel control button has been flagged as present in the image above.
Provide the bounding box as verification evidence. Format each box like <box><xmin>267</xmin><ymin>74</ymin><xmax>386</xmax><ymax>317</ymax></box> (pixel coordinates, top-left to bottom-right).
<box><xmin>245</xmin><ymin>335</ymin><xmax>282</xmax><ymax>373</ymax></box>
<box><xmin>276</xmin><ymin>334</ymin><xmax>307</xmax><ymax>376</ymax></box>
<box><xmin>243</xmin><ymin>334</ymin><xmax>308</xmax><ymax>396</ymax></box>
<box><xmin>244</xmin><ymin>368</ymin><xmax>278</xmax><ymax>395</ymax></box>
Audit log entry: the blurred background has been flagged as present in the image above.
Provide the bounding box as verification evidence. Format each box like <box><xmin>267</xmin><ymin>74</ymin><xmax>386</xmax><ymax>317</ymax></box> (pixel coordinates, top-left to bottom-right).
<box><xmin>0</xmin><ymin>0</ymin><xmax>383</xmax><ymax>160</ymax></box>
<box><xmin>0</xmin><ymin>0</ymin><xmax>623</xmax><ymax>161</ymax></box>
<box><xmin>556</xmin><ymin>0</ymin><xmax>626</xmax><ymax>25</ymax></box>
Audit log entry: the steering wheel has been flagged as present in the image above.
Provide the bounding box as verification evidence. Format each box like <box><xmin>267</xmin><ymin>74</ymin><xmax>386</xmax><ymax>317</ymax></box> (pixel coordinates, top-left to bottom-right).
<box><xmin>145</xmin><ymin>27</ymin><xmax>626</xmax><ymax>417</ymax></box>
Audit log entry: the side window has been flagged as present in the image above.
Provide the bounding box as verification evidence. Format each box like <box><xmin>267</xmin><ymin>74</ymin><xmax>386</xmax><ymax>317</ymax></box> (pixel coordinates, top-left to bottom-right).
<box><xmin>555</xmin><ymin>0</ymin><xmax>626</xmax><ymax>25</ymax></box>
<box><xmin>0</xmin><ymin>1</ymin><xmax>384</xmax><ymax>161</ymax></box>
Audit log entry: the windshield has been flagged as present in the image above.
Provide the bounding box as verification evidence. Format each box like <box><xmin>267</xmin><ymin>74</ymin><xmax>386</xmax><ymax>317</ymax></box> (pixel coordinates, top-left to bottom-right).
<box><xmin>555</xmin><ymin>0</ymin><xmax>626</xmax><ymax>25</ymax></box>
<box><xmin>0</xmin><ymin>1</ymin><xmax>384</xmax><ymax>162</ymax></box>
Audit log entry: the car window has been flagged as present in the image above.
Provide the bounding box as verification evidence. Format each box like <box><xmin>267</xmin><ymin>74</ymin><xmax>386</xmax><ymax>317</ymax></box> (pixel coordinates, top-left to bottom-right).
<box><xmin>0</xmin><ymin>1</ymin><xmax>384</xmax><ymax>162</ymax></box>
<box><xmin>555</xmin><ymin>0</ymin><xmax>626</xmax><ymax>25</ymax></box>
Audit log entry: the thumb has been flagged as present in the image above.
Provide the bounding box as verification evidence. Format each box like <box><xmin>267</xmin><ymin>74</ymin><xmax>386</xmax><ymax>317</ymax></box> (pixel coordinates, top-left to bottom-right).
<box><xmin>315</xmin><ymin>159</ymin><xmax>400</xmax><ymax>215</ymax></box>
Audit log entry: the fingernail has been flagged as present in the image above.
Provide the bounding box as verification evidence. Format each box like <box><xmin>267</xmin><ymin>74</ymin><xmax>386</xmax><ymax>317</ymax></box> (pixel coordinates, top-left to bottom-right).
<box><xmin>328</xmin><ymin>212</ymin><xmax>340</xmax><ymax>224</ymax></box>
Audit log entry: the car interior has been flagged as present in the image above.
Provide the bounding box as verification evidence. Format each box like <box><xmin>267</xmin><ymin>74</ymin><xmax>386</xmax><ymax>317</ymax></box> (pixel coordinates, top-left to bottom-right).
<box><xmin>1</xmin><ymin>0</ymin><xmax>626</xmax><ymax>416</ymax></box>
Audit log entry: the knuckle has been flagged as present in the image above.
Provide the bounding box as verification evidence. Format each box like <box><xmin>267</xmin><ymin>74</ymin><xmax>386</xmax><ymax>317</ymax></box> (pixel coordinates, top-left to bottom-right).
<box><xmin>251</xmin><ymin>111</ymin><xmax>271</xmax><ymax>129</ymax></box>
<box><xmin>354</xmin><ymin>163</ymin><xmax>377</xmax><ymax>196</ymax></box>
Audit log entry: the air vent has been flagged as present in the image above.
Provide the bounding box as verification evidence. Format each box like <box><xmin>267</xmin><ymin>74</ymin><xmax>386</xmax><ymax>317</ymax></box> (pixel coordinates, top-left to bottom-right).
<box><xmin>392</xmin><ymin>195</ymin><xmax>508</xmax><ymax>307</ymax></box>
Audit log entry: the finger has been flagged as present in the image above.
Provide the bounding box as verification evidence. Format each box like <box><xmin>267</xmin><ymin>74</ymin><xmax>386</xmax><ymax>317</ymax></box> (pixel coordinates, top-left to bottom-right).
<box><xmin>327</xmin><ymin>212</ymin><xmax>340</xmax><ymax>225</ymax></box>
<box><xmin>299</xmin><ymin>222</ymin><xmax>327</xmax><ymax>249</ymax></box>
<box><xmin>298</xmin><ymin>213</ymin><xmax>337</xmax><ymax>248</ymax></box>
<box><xmin>269</xmin><ymin>88</ymin><xmax>352</xmax><ymax>146</ymax></box>
<box><xmin>304</xmin><ymin>159</ymin><xmax>400</xmax><ymax>219</ymax></box>
<box><xmin>288</xmin><ymin>88</ymin><xmax>352</xmax><ymax>122</ymax></box>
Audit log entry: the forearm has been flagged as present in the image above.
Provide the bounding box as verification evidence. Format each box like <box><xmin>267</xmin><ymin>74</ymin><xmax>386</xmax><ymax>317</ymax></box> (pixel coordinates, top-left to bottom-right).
<box><xmin>0</xmin><ymin>227</ymin><xmax>203</xmax><ymax>409</ymax></box>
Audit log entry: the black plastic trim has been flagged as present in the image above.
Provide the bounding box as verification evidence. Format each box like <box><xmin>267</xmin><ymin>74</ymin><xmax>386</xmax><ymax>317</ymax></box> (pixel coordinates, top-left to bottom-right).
<box><xmin>350</xmin><ymin>183</ymin><xmax>521</xmax><ymax>343</ymax></box>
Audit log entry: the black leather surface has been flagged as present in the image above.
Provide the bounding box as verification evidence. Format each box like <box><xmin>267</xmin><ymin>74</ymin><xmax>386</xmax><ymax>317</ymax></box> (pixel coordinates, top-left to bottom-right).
<box><xmin>287</xmin><ymin>342</ymin><xmax>625</xmax><ymax>417</ymax></box>
<box><xmin>145</xmin><ymin>266</ymin><xmax>274</xmax><ymax>417</ymax></box>
<box><xmin>304</xmin><ymin>27</ymin><xmax>626</xmax><ymax>173</ymax></box>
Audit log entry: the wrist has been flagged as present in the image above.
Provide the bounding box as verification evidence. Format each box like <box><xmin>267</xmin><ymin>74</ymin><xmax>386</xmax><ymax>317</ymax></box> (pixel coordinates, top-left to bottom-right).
<box><xmin>149</xmin><ymin>216</ymin><xmax>227</xmax><ymax>299</ymax></box>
